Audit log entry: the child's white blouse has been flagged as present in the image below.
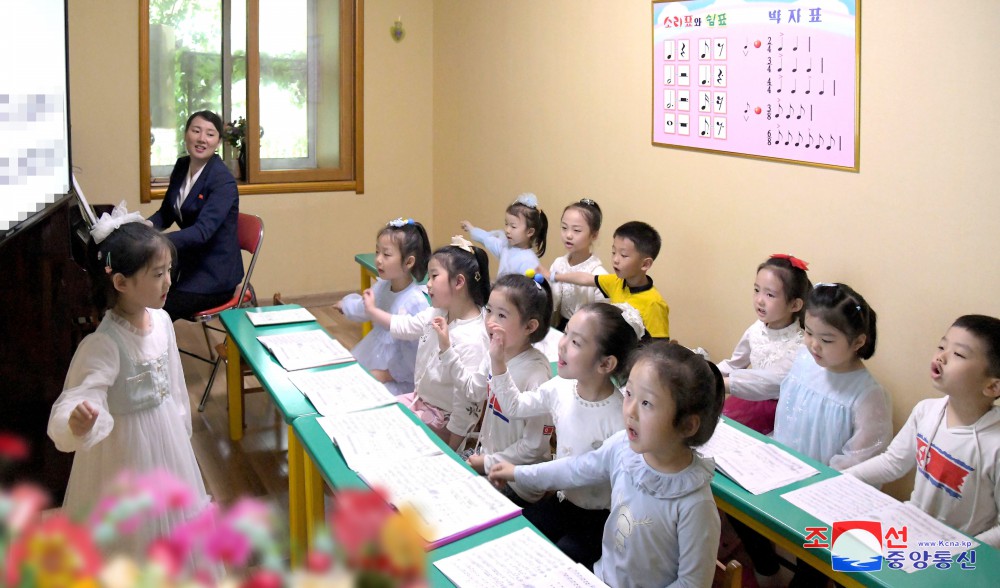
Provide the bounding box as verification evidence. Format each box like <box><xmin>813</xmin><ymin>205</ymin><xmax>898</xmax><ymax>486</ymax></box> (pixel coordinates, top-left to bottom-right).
<box><xmin>549</xmin><ymin>253</ymin><xmax>607</xmax><ymax>321</ymax></box>
<box><xmin>717</xmin><ymin>320</ymin><xmax>803</xmax><ymax>400</ymax></box>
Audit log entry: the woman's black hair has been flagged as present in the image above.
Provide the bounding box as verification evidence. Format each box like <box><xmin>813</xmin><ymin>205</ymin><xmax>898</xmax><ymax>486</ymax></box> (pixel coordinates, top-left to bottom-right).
<box><xmin>757</xmin><ymin>256</ymin><xmax>812</xmax><ymax>326</ymax></box>
<box><xmin>626</xmin><ymin>341</ymin><xmax>725</xmax><ymax>446</ymax></box>
<box><xmin>506</xmin><ymin>198</ymin><xmax>549</xmax><ymax>257</ymax></box>
<box><xmin>86</xmin><ymin>222</ymin><xmax>176</xmax><ymax>311</ymax></box>
<box><xmin>377</xmin><ymin>220</ymin><xmax>432</xmax><ymax>282</ymax></box>
<box><xmin>432</xmin><ymin>245</ymin><xmax>491</xmax><ymax>308</ymax></box>
<box><xmin>575</xmin><ymin>302</ymin><xmax>640</xmax><ymax>384</ymax></box>
<box><xmin>807</xmin><ymin>283</ymin><xmax>878</xmax><ymax>360</ymax></box>
<box><xmin>491</xmin><ymin>273</ymin><xmax>553</xmax><ymax>344</ymax></box>
<box><xmin>185</xmin><ymin>110</ymin><xmax>224</xmax><ymax>135</ymax></box>
<box><xmin>562</xmin><ymin>198</ymin><xmax>603</xmax><ymax>235</ymax></box>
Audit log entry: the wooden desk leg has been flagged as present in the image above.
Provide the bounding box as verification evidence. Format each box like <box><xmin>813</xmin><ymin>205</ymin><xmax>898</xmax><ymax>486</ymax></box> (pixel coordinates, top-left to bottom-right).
<box><xmin>360</xmin><ymin>265</ymin><xmax>373</xmax><ymax>337</ymax></box>
<box><xmin>288</xmin><ymin>426</ymin><xmax>307</xmax><ymax>567</ymax></box>
<box><xmin>303</xmin><ymin>450</ymin><xmax>325</xmax><ymax>554</ymax></box>
<box><xmin>714</xmin><ymin>496</ymin><xmax>866</xmax><ymax>588</ymax></box>
<box><xmin>226</xmin><ymin>337</ymin><xmax>243</xmax><ymax>441</ymax></box>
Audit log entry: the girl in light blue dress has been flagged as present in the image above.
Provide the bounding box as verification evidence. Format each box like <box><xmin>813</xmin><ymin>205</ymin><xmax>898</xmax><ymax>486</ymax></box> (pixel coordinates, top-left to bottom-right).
<box><xmin>336</xmin><ymin>218</ymin><xmax>431</xmax><ymax>395</ymax></box>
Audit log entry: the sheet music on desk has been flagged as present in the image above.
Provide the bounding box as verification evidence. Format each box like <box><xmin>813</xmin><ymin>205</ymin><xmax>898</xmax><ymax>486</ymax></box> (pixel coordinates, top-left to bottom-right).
<box><xmin>697</xmin><ymin>420</ymin><xmax>818</xmax><ymax>494</ymax></box>
<box><xmin>434</xmin><ymin>527</ymin><xmax>607</xmax><ymax>587</ymax></box>
<box><xmin>246</xmin><ymin>307</ymin><xmax>317</xmax><ymax>326</ymax></box>
<box><xmin>288</xmin><ymin>364</ymin><xmax>397</xmax><ymax>416</ymax></box>
<box><xmin>256</xmin><ymin>330</ymin><xmax>353</xmax><ymax>371</ymax></box>
<box><xmin>317</xmin><ymin>405</ymin><xmax>442</xmax><ymax>471</ymax></box>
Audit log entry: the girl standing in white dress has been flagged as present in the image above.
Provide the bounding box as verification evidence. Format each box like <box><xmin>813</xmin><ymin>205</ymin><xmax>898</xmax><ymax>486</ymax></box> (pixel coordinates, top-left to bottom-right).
<box><xmin>47</xmin><ymin>204</ymin><xmax>211</xmax><ymax>558</ymax></box>
<box><xmin>335</xmin><ymin>217</ymin><xmax>431</xmax><ymax>395</ymax></box>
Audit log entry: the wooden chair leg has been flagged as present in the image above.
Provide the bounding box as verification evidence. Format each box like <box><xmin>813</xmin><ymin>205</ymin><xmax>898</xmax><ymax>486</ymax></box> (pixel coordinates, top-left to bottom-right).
<box><xmin>716</xmin><ymin>559</ymin><xmax>743</xmax><ymax>588</ymax></box>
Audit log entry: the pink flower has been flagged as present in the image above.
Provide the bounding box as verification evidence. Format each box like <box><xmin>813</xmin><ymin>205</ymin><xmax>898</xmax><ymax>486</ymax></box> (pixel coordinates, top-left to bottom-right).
<box><xmin>0</xmin><ymin>432</ymin><xmax>29</xmax><ymax>461</ymax></box>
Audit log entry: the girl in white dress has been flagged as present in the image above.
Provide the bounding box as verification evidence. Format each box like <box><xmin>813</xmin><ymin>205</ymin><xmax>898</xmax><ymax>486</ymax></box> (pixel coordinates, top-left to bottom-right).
<box><xmin>335</xmin><ymin>217</ymin><xmax>431</xmax><ymax>395</ymax></box>
<box><xmin>47</xmin><ymin>204</ymin><xmax>211</xmax><ymax>558</ymax></box>
<box><xmin>717</xmin><ymin>254</ymin><xmax>811</xmax><ymax>434</ymax></box>
<box><xmin>460</xmin><ymin>192</ymin><xmax>548</xmax><ymax>277</ymax></box>
<box><xmin>546</xmin><ymin>198</ymin><xmax>608</xmax><ymax>331</ymax></box>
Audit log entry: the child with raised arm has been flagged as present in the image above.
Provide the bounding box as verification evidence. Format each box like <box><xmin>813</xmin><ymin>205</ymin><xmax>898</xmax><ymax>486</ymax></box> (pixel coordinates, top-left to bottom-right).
<box><xmin>444</xmin><ymin>272</ymin><xmax>555</xmax><ymax>505</ymax></box>
<box><xmin>484</xmin><ymin>302</ymin><xmax>642</xmax><ymax>568</ymax></box>
<box><xmin>47</xmin><ymin>203</ymin><xmax>211</xmax><ymax>557</ymax></box>
<box><xmin>335</xmin><ymin>217</ymin><xmax>431</xmax><ymax>395</ymax></box>
<box><xmin>363</xmin><ymin>237</ymin><xmax>490</xmax><ymax>449</ymax></box>
<box><xmin>551</xmin><ymin>221</ymin><xmax>669</xmax><ymax>340</ymax></box>
<box><xmin>717</xmin><ymin>254</ymin><xmax>811</xmax><ymax>434</ymax></box>
<box><xmin>460</xmin><ymin>192</ymin><xmax>547</xmax><ymax>277</ymax></box>
<box><xmin>847</xmin><ymin>315</ymin><xmax>1000</xmax><ymax>548</ymax></box>
<box><xmin>740</xmin><ymin>282</ymin><xmax>893</xmax><ymax>587</ymax></box>
<box><xmin>548</xmin><ymin>198</ymin><xmax>607</xmax><ymax>331</ymax></box>
<box><xmin>490</xmin><ymin>341</ymin><xmax>726</xmax><ymax>587</ymax></box>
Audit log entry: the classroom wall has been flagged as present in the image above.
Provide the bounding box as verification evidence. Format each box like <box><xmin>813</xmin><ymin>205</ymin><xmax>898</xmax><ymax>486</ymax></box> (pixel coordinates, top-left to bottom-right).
<box><xmin>431</xmin><ymin>1</ymin><xmax>1000</xmax><ymax>498</ymax></box>
<box><xmin>67</xmin><ymin>0</ymin><xmax>435</xmax><ymax>298</ymax></box>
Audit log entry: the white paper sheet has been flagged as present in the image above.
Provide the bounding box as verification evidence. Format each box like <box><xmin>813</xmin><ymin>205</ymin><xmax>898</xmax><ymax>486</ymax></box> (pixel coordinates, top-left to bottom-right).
<box><xmin>317</xmin><ymin>405</ymin><xmax>442</xmax><ymax>470</ymax></box>
<box><xmin>864</xmin><ymin>502</ymin><xmax>979</xmax><ymax>573</ymax></box>
<box><xmin>246</xmin><ymin>307</ymin><xmax>317</xmax><ymax>326</ymax></box>
<box><xmin>359</xmin><ymin>453</ymin><xmax>473</xmax><ymax>505</ymax></box>
<box><xmin>781</xmin><ymin>474</ymin><xmax>899</xmax><ymax>525</ymax></box>
<box><xmin>256</xmin><ymin>330</ymin><xmax>354</xmax><ymax>371</ymax></box>
<box><xmin>434</xmin><ymin>527</ymin><xmax>607</xmax><ymax>587</ymax></box>
<box><xmin>288</xmin><ymin>365</ymin><xmax>397</xmax><ymax>416</ymax></box>
<box><xmin>406</xmin><ymin>476</ymin><xmax>521</xmax><ymax>543</ymax></box>
<box><xmin>697</xmin><ymin>421</ymin><xmax>818</xmax><ymax>494</ymax></box>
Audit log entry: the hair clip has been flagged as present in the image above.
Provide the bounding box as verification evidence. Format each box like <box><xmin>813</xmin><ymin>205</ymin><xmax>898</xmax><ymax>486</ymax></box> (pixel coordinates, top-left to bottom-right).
<box><xmin>474</xmin><ymin>271</ymin><xmax>481</xmax><ymax>282</ymax></box>
<box><xmin>814</xmin><ymin>282</ymin><xmax>838</xmax><ymax>288</ymax></box>
<box><xmin>524</xmin><ymin>269</ymin><xmax>544</xmax><ymax>290</ymax></box>
<box><xmin>770</xmin><ymin>253</ymin><xmax>809</xmax><ymax>271</ymax></box>
<box><xmin>514</xmin><ymin>193</ymin><xmax>539</xmax><ymax>209</ymax></box>
<box><xmin>579</xmin><ymin>198</ymin><xmax>596</xmax><ymax>206</ymax></box>
<box><xmin>104</xmin><ymin>252</ymin><xmax>112</xmax><ymax>274</ymax></box>
<box><xmin>90</xmin><ymin>200</ymin><xmax>150</xmax><ymax>244</ymax></box>
<box><xmin>612</xmin><ymin>302</ymin><xmax>646</xmax><ymax>340</ymax></box>
<box><xmin>450</xmin><ymin>235</ymin><xmax>475</xmax><ymax>254</ymax></box>
<box><xmin>387</xmin><ymin>217</ymin><xmax>415</xmax><ymax>228</ymax></box>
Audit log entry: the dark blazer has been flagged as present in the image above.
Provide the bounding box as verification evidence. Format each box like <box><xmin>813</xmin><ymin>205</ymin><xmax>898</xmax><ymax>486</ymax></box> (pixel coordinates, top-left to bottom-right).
<box><xmin>149</xmin><ymin>154</ymin><xmax>243</xmax><ymax>296</ymax></box>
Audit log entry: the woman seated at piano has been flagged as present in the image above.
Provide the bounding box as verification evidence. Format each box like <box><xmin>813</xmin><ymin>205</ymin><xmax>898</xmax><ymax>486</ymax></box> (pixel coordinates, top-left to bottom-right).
<box><xmin>149</xmin><ymin>110</ymin><xmax>243</xmax><ymax>321</ymax></box>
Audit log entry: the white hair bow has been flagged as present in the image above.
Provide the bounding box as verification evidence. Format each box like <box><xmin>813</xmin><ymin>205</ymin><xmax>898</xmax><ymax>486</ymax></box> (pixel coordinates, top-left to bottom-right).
<box><xmin>90</xmin><ymin>200</ymin><xmax>151</xmax><ymax>244</ymax></box>
<box><xmin>450</xmin><ymin>234</ymin><xmax>475</xmax><ymax>253</ymax></box>
<box><xmin>514</xmin><ymin>192</ymin><xmax>539</xmax><ymax>209</ymax></box>
<box><xmin>613</xmin><ymin>302</ymin><xmax>646</xmax><ymax>340</ymax></box>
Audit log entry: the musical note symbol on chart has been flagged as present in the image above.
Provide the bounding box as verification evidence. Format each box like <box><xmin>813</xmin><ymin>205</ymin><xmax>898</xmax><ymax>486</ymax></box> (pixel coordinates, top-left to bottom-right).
<box><xmin>792</xmin><ymin>36</ymin><xmax>799</xmax><ymax>51</ymax></box>
<box><xmin>790</xmin><ymin>79</ymin><xmax>797</xmax><ymax>94</ymax></box>
<box><xmin>776</xmin><ymin>76</ymin><xmax>783</xmax><ymax>93</ymax></box>
<box><xmin>805</xmin><ymin>78</ymin><xmax>812</xmax><ymax>95</ymax></box>
<box><xmin>701</xmin><ymin>94</ymin><xmax>710</xmax><ymax>111</ymax></box>
<box><xmin>776</xmin><ymin>102</ymin><xmax>783</xmax><ymax>118</ymax></box>
<box><xmin>701</xmin><ymin>119</ymin><xmax>710</xmax><ymax>136</ymax></box>
<box><xmin>716</xmin><ymin>41</ymin><xmax>725</xmax><ymax>58</ymax></box>
<box><xmin>816</xmin><ymin>135</ymin><xmax>824</xmax><ymax>150</ymax></box>
<box><xmin>828</xmin><ymin>133</ymin><xmax>836</xmax><ymax>151</ymax></box>
<box><xmin>701</xmin><ymin>39</ymin><xmax>710</xmax><ymax>59</ymax></box>
<box><xmin>777</xmin><ymin>129</ymin><xmax>784</xmax><ymax>145</ymax></box>
<box><xmin>784</xmin><ymin>132</ymin><xmax>790</xmax><ymax>146</ymax></box>
<box><xmin>795</xmin><ymin>132</ymin><xmax>802</xmax><ymax>147</ymax></box>
<box><xmin>805</xmin><ymin>131</ymin><xmax>813</xmax><ymax>149</ymax></box>
<box><xmin>777</xmin><ymin>33</ymin><xmax>784</xmax><ymax>52</ymax></box>
<box><xmin>717</xmin><ymin>69</ymin><xmax>724</xmax><ymax>84</ymax></box>
<box><xmin>716</xmin><ymin>95</ymin><xmax>725</xmax><ymax>109</ymax></box>
<box><xmin>818</xmin><ymin>80</ymin><xmax>825</xmax><ymax>96</ymax></box>
<box><xmin>715</xmin><ymin>119</ymin><xmax>725</xmax><ymax>137</ymax></box>
<box><xmin>797</xmin><ymin>105</ymin><xmax>805</xmax><ymax>120</ymax></box>
<box><xmin>806</xmin><ymin>58</ymin><xmax>813</xmax><ymax>73</ymax></box>
<box><xmin>744</xmin><ymin>101</ymin><xmax>750</xmax><ymax>114</ymax></box>
<box><xmin>777</xmin><ymin>56</ymin><xmax>783</xmax><ymax>72</ymax></box>
<box><xmin>792</xmin><ymin>58</ymin><xmax>798</xmax><ymax>73</ymax></box>
<box><xmin>680</xmin><ymin>41</ymin><xmax>687</xmax><ymax>58</ymax></box>
<box><xmin>785</xmin><ymin>103</ymin><xmax>792</xmax><ymax>119</ymax></box>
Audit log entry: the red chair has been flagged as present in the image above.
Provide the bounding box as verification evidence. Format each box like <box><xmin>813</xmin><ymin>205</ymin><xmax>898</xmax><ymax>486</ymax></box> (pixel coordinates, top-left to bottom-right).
<box><xmin>182</xmin><ymin>213</ymin><xmax>264</xmax><ymax>412</ymax></box>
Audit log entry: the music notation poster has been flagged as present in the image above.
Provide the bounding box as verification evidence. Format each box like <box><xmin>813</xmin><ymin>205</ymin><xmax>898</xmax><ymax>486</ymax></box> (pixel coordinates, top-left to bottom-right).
<box><xmin>651</xmin><ymin>0</ymin><xmax>860</xmax><ymax>171</ymax></box>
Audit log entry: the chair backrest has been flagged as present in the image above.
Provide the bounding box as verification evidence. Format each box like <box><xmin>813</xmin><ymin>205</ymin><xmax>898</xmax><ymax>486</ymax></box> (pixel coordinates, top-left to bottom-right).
<box><xmin>235</xmin><ymin>213</ymin><xmax>264</xmax><ymax>306</ymax></box>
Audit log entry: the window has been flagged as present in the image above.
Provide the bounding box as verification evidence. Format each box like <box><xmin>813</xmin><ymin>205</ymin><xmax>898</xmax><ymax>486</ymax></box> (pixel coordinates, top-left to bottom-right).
<box><xmin>139</xmin><ymin>0</ymin><xmax>363</xmax><ymax>202</ymax></box>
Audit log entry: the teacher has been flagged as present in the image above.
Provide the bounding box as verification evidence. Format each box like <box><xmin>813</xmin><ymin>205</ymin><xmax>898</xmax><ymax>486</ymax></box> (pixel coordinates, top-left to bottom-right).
<box><xmin>150</xmin><ymin>110</ymin><xmax>243</xmax><ymax>322</ymax></box>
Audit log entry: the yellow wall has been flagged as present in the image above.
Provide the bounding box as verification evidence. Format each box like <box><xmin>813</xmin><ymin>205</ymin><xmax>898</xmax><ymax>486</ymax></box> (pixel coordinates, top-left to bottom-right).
<box><xmin>432</xmin><ymin>0</ymin><xmax>1000</xmax><ymax>499</ymax></box>
<box><xmin>68</xmin><ymin>0</ymin><xmax>435</xmax><ymax>298</ymax></box>
<box><xmin>68</xmin><ymin>1</ymin><xmax>1000</xmax><ymax>500</ymax></box>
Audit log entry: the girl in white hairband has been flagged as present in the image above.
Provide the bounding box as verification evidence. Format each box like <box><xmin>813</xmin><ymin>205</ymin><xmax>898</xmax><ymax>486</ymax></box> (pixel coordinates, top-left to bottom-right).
<box><xmin>47</xmin><ymin>203</ymin><xmax>212</xmax><ymax>560</ymax></box>
<box><xmin>335</xmin><ymin>218</ymin><xmax>431</xmax><ymax>395</ymax></box>
<box><xmin>461</xmin><ymin>192</ymin><xmax>548</xmax><ymax>277</ymax></box>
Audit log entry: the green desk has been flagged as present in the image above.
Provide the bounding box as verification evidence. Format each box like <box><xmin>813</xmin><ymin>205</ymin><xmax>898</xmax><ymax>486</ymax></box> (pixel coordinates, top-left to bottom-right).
<box><xmin>293</xmin><ymin>407</ymin><xmax>545</xmax><ymax>587</ymax></box>
<box><xmin>218</xmin><ymin>305</ymin><xmax>333</xmax><ymax>564</ymax></box>
<box><xmin>713</xmin><ymin>417</ymin><xmax>1000</xmax><ymax>586</ymax></box>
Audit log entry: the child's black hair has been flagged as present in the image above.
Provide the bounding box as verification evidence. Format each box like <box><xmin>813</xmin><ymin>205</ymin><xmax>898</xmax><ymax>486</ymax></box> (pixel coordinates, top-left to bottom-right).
<box><xmin>562</xmin><ymin>198</ymin><xmax>603</xmax><ymax>235</ymax></box>
<box><xmin>951</xmin><ymin>315</ymin><xmax>1000</xmax><ymax>378</ymax></box>
<box><xmin>491</xmin><ymin>273</ymin><xmax>553</xmax><ymax>344</ymax></box>
<box><xmin>626</xmin><ymin>341</ymin><xmax>725</xmax><ymax>446</ymax></box>
<box><xmin>376</xmin><ymin>219</ymin><xmax>432</xmax><ymax>281</ymax></box>
<box><xmin>506</xmin><ymin>195</ymin><xmax>549</xmax><ymax>257</ymax></box>
<box><xmin>757</xmin><ymin>255</ymin><xmax>812</xmax><ymax>327</ymax></box>
<box><xmin>86</xmin><ymin>222</ymin><xmax>176</xmax><ymax>311</ymax></box>
<box><xmin>613</xmin><ymin>221</ymin><xmax>661</xmax><ymax>260</ymax></box>
<box><xmin>575</xmin><ymin>302</ymin><xmax>641</xmax><ymax>384</ymax></box>
<box><xmin>432</xmin><ymin>245</ymin><xmax>491</xmax><ymax>308</ymax></box>
<box><xmin>807</xmin><ymin>283</ymin><xmax>878</xmax><ymax>360</ymax></box>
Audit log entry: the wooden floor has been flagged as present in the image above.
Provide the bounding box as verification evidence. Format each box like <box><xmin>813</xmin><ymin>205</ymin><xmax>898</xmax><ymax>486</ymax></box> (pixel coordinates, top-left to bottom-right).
<box><xmin>174</xmin><ymin>291</ymin><xmax>360</xmax><ymax>519</ymax></box>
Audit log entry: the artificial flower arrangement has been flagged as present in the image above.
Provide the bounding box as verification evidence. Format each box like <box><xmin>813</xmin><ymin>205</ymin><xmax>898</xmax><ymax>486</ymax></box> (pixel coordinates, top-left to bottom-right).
<box><xmin>0</xmin><ymin>433</ymin><xmax>427</xmax><ymax>588</ymax></box>
<box><xmin>223</xmin><ymin>117</ymin><xmax>247</xmax><ymax>150</ymax></box>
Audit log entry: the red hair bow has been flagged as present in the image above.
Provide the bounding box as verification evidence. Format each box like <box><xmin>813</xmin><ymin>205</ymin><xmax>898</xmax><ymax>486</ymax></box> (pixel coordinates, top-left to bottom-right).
<box><xmin>770</xmin><ymin>253</ymin><xmax>809</xmax><ymax>271</ymax></box>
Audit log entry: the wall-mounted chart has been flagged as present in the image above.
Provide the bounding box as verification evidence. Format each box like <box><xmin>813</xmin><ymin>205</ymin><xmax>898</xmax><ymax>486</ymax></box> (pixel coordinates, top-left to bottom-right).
<box><xmin>652</xmin><ymin>0</ymin><xmax>860</xmax><ymax>171</ymax></box>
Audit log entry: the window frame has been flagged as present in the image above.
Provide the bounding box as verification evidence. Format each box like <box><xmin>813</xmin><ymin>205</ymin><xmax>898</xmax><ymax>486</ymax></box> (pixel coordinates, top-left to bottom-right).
<box><xmin>138</xmin><ymin>0</ymin><xmax>364</xmax><ymax>202</ymax></box>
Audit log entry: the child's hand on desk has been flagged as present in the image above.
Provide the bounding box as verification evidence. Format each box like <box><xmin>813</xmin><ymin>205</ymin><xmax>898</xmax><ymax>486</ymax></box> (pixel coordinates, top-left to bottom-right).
<box><xmin>69</xmin><ymin>400</ymin><xmax>98</xmax><ymax>437</ymax></box>
<box><xmin>332</xmin><ymin>299</ymin><xmax>345</xmax><ymax>314</ymax></box>
<box><xmin>369</xmin><ymin>368</ymin><xmax>393</xmax><ymax>383</ymax></box>
<box><xmin>487</xmin><ymin>462</ymin><xmax>515</xmax><ymax>489</ymax></box>
<box><xmin>431</xmin><ymin>316</ymin><xmax>451</xmax><ymax>352</ymax></box>
<box><xmin>466</xmin><ymin>453</ymin><xmax>486</xmax><ymax>474</ymax></box>
<box><xmin>459</xmin><ymin>220</ymin><xmax>473</xmax><ymax>233</ymax></box>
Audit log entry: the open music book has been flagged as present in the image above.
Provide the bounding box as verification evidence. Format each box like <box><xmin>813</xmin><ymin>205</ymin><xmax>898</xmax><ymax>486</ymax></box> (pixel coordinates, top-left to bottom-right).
<box><xmin>246</xmin><ymin>307</ymin><xmax>317</xmax><ymax>326</ymax></box>
<box><xmin>696</xmin><ymin>420</ymin><xmax>818</xmax><ymax>494</ymax></box>
<box><xmin>256</xmin><ymin>330</ymin><xmax>353</xmax><ymax>371</ymax></box>
<box><xmin>288</xmin><ymin>364</ymin><xmax>397</xmax><ymax>416</ymax></box>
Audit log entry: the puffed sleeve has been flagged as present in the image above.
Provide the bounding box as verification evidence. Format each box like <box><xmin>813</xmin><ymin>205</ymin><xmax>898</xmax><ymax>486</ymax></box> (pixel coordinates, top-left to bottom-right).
<box><xmin>468</xmin><ymin>226</ymin><xmax>507</xmax><ymax>259</ymax></box>
<box><xmin>489</xmin><ymin>371</ymin><xmax>557</xmax><ymax>419</ymax></box>
<box><xmin>162</xmin><ymin>310</ymin><xmax>193</xmax><ymax>438</ymax></box>
<box><xmin>47</xmin><ymin>333</ymin><xmax>118</xmax><ymax>452</ymax></box>
<box><xmin>829</xmin><ymin>382</ymin><xmax>893</xmax><ymax>471</ymax></box>
<box><xmin>390</xmin><ymin>307</ymin><xmax>436</xmax><ymax>341</ymax></box>
<box><xmin>717</xmin><ymin>326</ymin><xmax>752</xmax><ymax>376</ymax></box>
<box><xmin>339</xmin><ymin>293</ymin><xmax>368</xmax><ymax>323</ymax></box>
